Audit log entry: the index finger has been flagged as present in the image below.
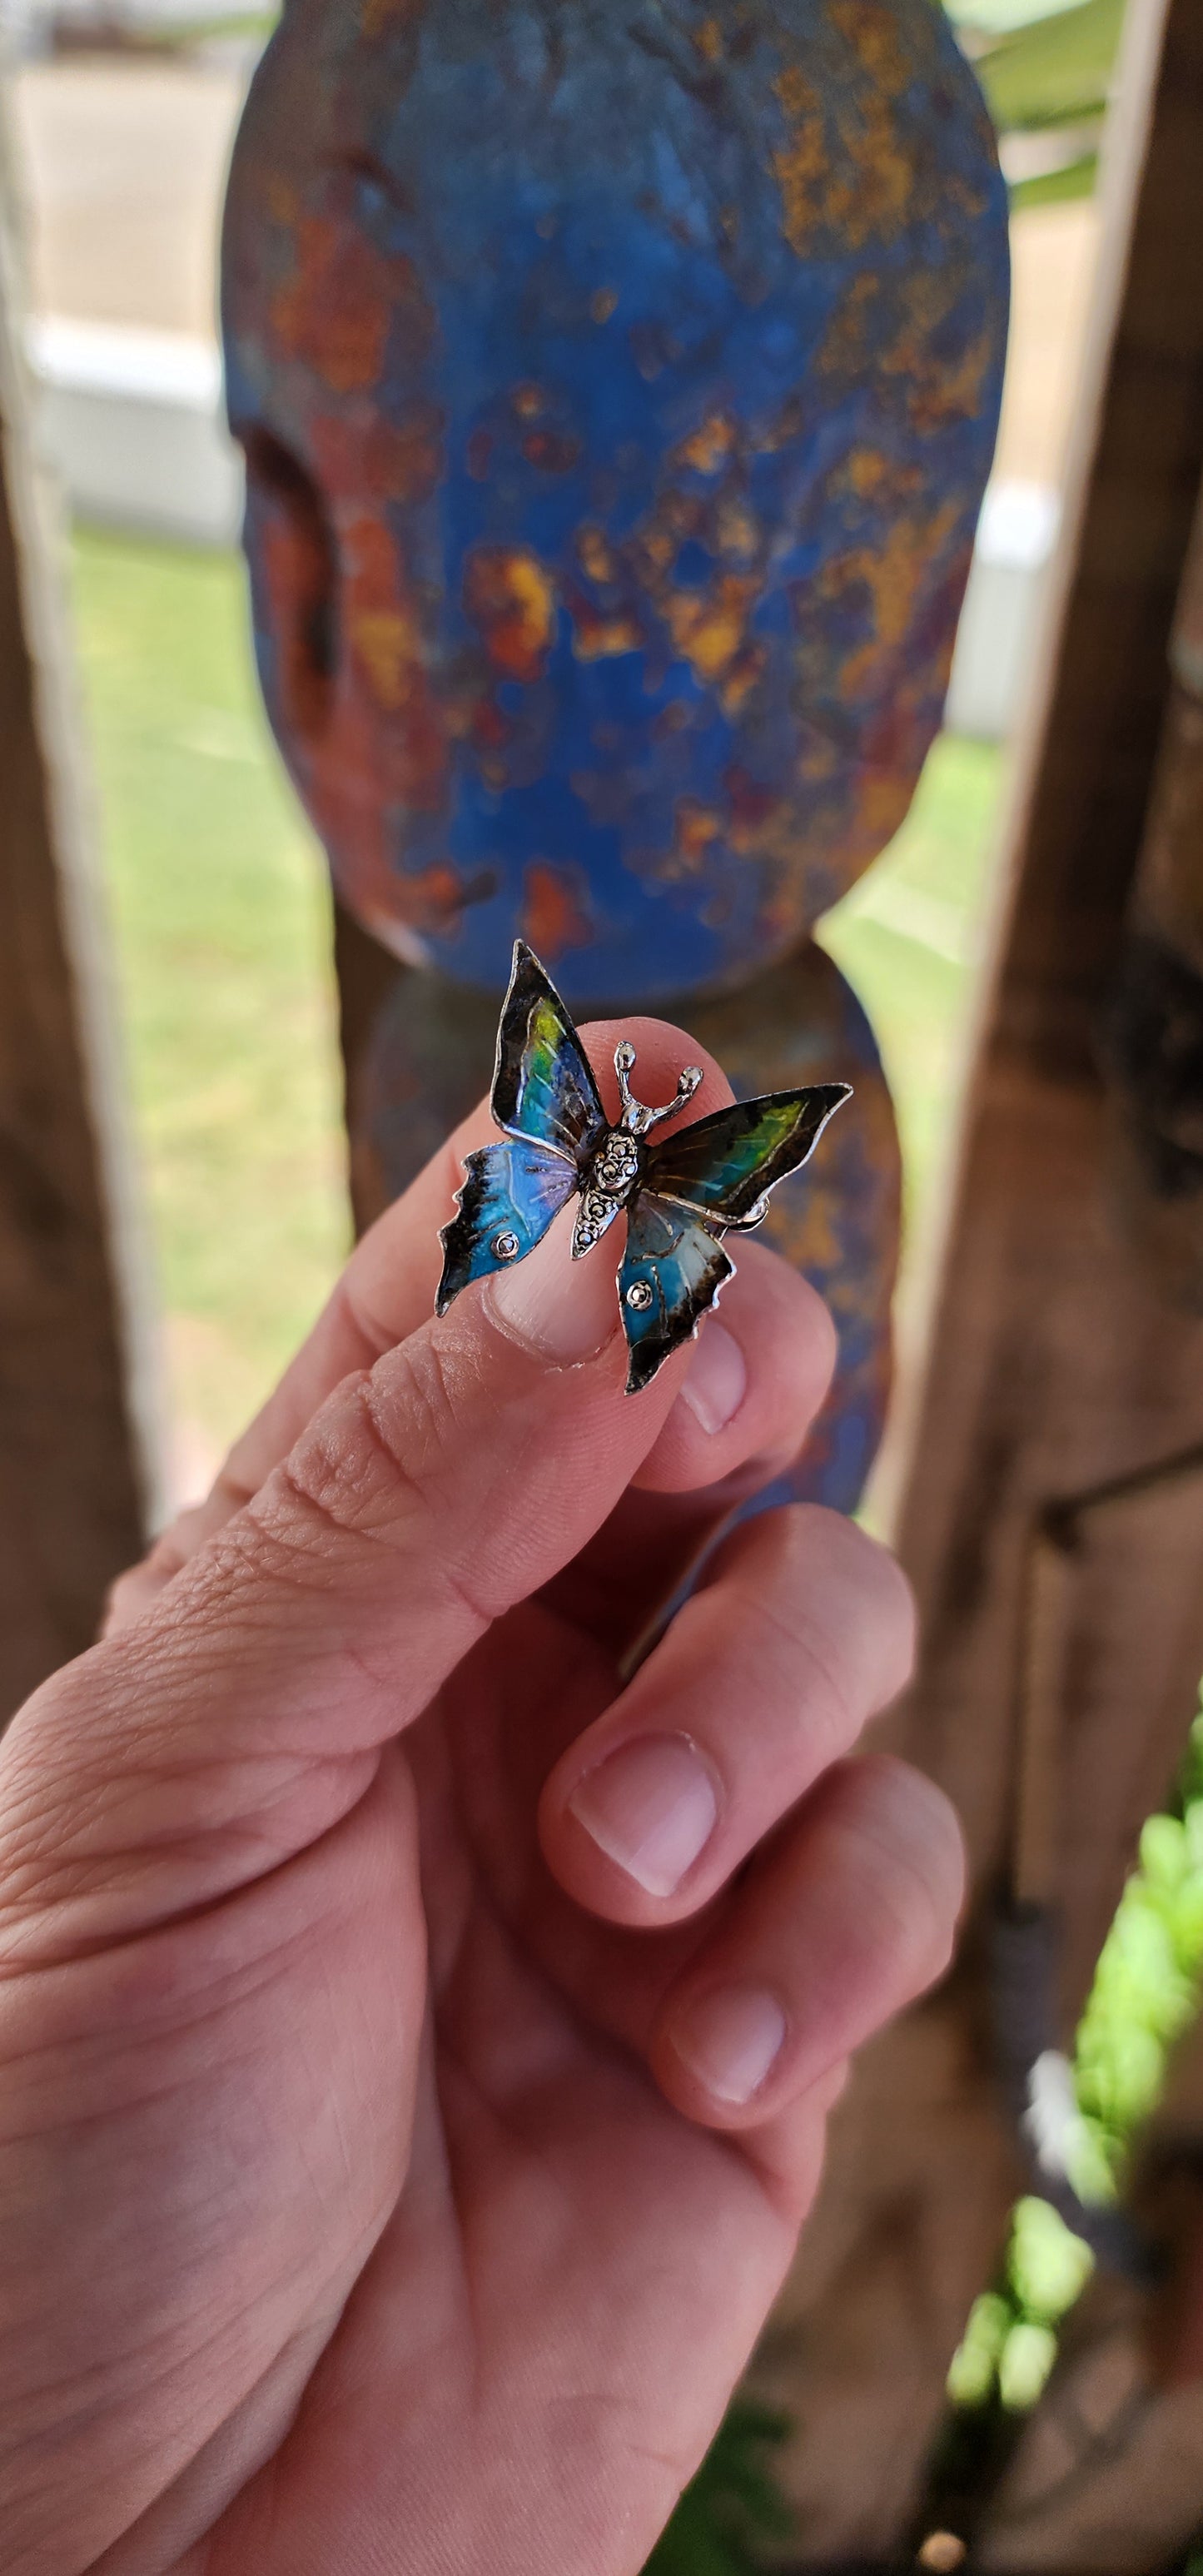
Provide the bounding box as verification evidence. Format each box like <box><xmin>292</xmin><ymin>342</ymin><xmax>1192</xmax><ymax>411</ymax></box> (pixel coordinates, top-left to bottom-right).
<box><xmin>107</xmin><ymin>1017</ymin><xmax>738</xmax><ymax>1627</ymax></box>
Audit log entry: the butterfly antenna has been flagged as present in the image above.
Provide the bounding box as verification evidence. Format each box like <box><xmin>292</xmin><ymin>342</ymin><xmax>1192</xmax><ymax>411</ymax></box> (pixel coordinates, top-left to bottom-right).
<box><xmin>613</xmin><ymin>1039</ymin><xmax>639</xmax><ymax>1122</ymax></box>
<box><xmin>614</xmin><ymin>1040</ymin><xmax>703</xmax><ymax>1132</ymax></box>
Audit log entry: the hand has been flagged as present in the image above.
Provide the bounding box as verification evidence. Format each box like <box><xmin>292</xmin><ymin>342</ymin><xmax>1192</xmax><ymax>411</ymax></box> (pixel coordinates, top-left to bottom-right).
<box><xmin>0</xmin><ymin>1015</ymin><xmax>962</xmax><ymax>2576</ymax></box>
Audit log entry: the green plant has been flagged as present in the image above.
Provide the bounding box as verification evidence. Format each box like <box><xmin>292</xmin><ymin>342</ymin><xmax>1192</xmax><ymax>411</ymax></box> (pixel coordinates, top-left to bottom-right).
<box><xmin>947</xmin><ymin>0</ymin><xmax>1126</xmax><ymax>208</ymax></box>
<box><xmin>947</xmin><ymin>1700</ymin><xmax>1203</xmax><ymax>2427</ymax></box>
<box><xmin>644</xmin><ymin>2404</ymin><xmax>797</xmax><ymax>2576</ymax></box>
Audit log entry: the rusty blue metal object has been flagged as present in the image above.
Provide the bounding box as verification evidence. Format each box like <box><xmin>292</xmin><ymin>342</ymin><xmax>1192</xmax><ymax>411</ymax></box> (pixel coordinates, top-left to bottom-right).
<box><xmin>222</xmin><ymin>0</ymin><xmax>1007</xmax><ymax>1006</ymax></box>
<box><xmin>220</xmin><ymin>0</ymin><xmax>1005</xmax><ymax>1513</ymax></box>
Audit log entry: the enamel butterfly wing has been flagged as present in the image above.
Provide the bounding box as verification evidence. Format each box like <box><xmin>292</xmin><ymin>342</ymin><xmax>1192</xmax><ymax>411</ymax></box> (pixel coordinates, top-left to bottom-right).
<box><xmin>436</xmin><ymin>942</ymin><xmax>851</xmax><ymax>1393</ymax></box>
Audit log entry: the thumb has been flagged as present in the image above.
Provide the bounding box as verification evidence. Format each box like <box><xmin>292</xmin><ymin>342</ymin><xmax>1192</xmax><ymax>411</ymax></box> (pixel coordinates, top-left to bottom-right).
<box><xmin>0</xmin><ymin>1202</ymin><xmax>698</xmax><ymax>1962</ymax></box>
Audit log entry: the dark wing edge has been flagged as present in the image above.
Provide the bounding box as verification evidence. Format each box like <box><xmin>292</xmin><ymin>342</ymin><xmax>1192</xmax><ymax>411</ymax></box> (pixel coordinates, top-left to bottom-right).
<box><xmin>490</xmin><ymin>939</ymin><xmax>607</xmax><ymax>1166</ymax></box>
<box><xmin>435</xmin><ymin>1137</ymin><xmax>577</xmax><ymax>1315</ymax></box>
<box><xmin>644</xmin><ymin>1083</ymin><xmax>852</xmax><ymax>1225</ymax></box>
<box><xmin>619</xmin><ymin>1195</ymin><xmax>734</xmax><ymax>1395</ymax></box>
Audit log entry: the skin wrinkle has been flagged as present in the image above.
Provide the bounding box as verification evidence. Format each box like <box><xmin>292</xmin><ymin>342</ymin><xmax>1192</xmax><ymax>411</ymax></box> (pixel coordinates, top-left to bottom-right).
<box><xmin>738</xmin><ymin>1522</ymin><xmax>912</xmax><ymax>1728</ymax></box>
<box><xmin>0</xmin><ymin>1748</ymin><xmax>385</xmax><ymax>1972</ymax></box>
<box><xmin>822</xmin><ymin>1772</ymin><xmax>964</xmax><ymax>1983</ymax></box>
<box><xmin>0</xmin><ymin>1725</ymin><xmax>365</xmax><ymax>1928</ymax></box>
<box><xmin>5</xmin><ymin>2255</ymin><xmax>358</xmax><ymax>2545</ymax></box>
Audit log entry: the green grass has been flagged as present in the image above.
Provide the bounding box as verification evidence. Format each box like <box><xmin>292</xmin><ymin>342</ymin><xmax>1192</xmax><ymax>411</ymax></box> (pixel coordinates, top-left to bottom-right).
<box><xmin>69</xmin><ymin>526</ymin><xmax>348</xmax><ymax>1479</ymax></box>
<box><xmin>821</xmin><ymin>732</ymin><xmax>1003</xmax><ymax>1244</ymax></box>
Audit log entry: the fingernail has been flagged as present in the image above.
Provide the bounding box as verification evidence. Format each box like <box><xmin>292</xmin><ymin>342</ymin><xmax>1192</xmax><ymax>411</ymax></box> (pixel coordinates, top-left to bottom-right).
<box><xmin>680</xmin><ymin>1320</ymin><xmax>747</xmax><ymax>1435</ymax></box>
<box><xmin>486</xmin><ymin>1206</ymin><xmax>618</xmax><ymax>1365</ymax></box>
<box><xmin>567</xmin><ymin>1733</ymin><xmax>718</xmax><ymax>1895</ymax></box>
<box><xmin>670</xmin><ymin>1985</ymin><xmax>787</xmax><ymax>2104</ymax></box>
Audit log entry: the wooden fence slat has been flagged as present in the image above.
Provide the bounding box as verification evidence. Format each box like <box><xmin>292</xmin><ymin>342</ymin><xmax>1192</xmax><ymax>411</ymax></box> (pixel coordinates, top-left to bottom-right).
<box><xmin>0</xmin><ymin>112</ymin><xmax>157</xmax><ymax>1718</ymax></box>
<box><xmin>748</xmin><ymin>0</ymin><xmax>1203</xmax><ymax>2554</ymax></box>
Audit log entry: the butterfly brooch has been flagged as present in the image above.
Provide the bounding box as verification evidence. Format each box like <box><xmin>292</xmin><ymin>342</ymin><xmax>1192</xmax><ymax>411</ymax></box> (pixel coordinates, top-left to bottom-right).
<box><xmin>436</xmin><ymin>941</ymin><xmax>851</xmax><ymax>1394</ymax></box>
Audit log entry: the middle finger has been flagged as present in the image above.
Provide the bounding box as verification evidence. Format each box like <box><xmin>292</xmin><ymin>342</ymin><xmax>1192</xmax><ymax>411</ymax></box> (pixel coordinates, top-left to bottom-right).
<box><xmin>539</xmin><ymin>1503</ymin><xmax>917</xmax><ymax>1926</ymax></box>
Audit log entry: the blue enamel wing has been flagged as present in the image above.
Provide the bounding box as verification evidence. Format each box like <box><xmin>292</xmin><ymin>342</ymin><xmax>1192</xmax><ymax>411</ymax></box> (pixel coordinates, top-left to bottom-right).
<box><xmin>436</xmin><ymin>942</ymin><xmax>851</xmax><ymax>1394</ymax></box>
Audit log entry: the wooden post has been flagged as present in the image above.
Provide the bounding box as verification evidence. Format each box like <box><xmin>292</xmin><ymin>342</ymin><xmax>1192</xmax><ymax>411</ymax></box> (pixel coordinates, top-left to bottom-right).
<box><xmin>0</xmin><ymin>127</ymin><xmax>157</xmax><ymax>1718</ymax></box>
<box><xmin>749</xmin><ymin>0</ymin><xmax>1203</xmax><ymax>2553</ymax></box>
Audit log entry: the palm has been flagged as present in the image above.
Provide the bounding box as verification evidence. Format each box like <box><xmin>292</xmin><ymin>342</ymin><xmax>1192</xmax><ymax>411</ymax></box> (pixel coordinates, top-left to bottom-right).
<box><xmin>189</xmin><ymin>1584</ymin><xmax>809</xmax><ymax>2576</ymax></box>
<box><xmin>6</xmin><ymin>1046</ymin><xmax>952</xmax><ymax>2576</ymax></box>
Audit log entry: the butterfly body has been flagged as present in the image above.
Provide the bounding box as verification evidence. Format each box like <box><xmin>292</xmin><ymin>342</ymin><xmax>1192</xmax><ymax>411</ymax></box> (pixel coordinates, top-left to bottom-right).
<box><xmin>437</xmin><ymin>942</ymin><xmax>850</xmax><ymax>1393</ymax></box>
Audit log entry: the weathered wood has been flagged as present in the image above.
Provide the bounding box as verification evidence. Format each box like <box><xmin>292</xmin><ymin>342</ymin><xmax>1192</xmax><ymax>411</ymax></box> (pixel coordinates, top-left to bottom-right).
<box><xmin>749</xmin><ymin>0</ymin><xmax>1203</xmax><ymax>2553</ymax></box>
<box><xmin>0</xmin><ymin>134</ymin><xmax>154</xmax><ymax>1718</ymax></box>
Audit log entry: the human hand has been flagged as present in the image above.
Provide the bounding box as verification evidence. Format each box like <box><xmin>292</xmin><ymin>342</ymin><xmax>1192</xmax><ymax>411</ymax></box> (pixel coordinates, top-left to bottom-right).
<box><xmin>0</xmin><ymin>1015</ymin><xmax>962</xmax><ymax>2576</ymax></box>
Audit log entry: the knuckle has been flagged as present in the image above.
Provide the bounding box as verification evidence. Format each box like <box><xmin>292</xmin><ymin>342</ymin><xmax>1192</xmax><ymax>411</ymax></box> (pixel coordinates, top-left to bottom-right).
<box><xmin>236</xmin><ymin>1346</ymin><xmax>496</xmax><ymax>1633</ymax></box>
<box><xmin>790</xmin><ymin>1506</ymin><xmax>917</xmax><ymax>1703</ymax></box>
<box><xmin>833</xmin><ymin>1754</ymin><xmax>965</xmax><ymax>1993</ymax></box>
<box><xmin>725</xmin><ymin>1506</ymin><xmax>917</xmax><ymax>1748</ymax></box>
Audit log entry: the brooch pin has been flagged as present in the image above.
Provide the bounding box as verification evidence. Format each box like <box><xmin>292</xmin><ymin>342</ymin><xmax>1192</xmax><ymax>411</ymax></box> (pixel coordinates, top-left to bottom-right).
<box><xmin>436</xmin><ymin>940</ymin><xmax>851</xmax><ymax>1393</ymax></box>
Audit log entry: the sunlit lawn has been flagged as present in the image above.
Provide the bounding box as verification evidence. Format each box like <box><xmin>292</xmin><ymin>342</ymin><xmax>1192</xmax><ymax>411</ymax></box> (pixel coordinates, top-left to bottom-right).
<box><xmin>69</xmin><ymin>522</ymin><xmax>1005</xmax><ymax>1496</ymax></box>
<box><xmin>70</xmin><ymin>526</ymin><xmax>348</xmax><ymax>1491</ymax></box>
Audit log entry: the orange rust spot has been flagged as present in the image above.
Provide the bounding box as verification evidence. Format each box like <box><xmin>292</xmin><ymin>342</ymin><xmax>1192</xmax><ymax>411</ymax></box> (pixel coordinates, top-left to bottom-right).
<box><xmin>635</xmin><ymin>525</ymin><xmax>677</xmax><ymax>575</ymax></box>
<box><xmin>271</xmin><ymin>218</ymin><xmax>430</xmax><ymax>395</ymax></box>
<box><xmin>312</xmin><ymin>407</ymin><xmax>443</xmax><ymax>506</ymax></box>
<box><xmin>693</xmin><ymin>16</ymin><xmax>723</xmax><ymax>58</ymax></box>
<box><xmin>831</xmin><ymin>0</ymin><xmax>914</xmax><ymax>96</ymax></box>
<box><xmin>674</xmin><ymin>413</ymin><xmax>738</xmax><ymax>476</ymax></box>
<box><xmin>258</xmin><ymin>509</ymin><xmax>331</xmax><ymax>743</ymax></box>
<box><xmin>577</xmin><ymin>524</ymin><xmax>617</xmax><ymax>584</ymax></box>
<box><xmin>569</xmin><ymin>604</ymin><xmax>643</xmax><ymax>661</ymax></box>
<box><xmin>664</xmin><ymin>574</ymin><xmax>756</xmax><ymax>684</ymax></box>
<box><xmin>342</xmin><ymin>514</ymin><xmax>446</xmax><ymax>808</ymax></box>
<box><xmin>674</xmin><ymin>800</ymin><xmax>723</xmax><ymax>868</ymax></box>
<box><xmin>522</xmin><ymin>429</ymin><xmax>581</xmax><ymax>473</ymax></box>
<box><xmin>511</xmin><ymin>382</ymin><xmax>545</xmax><ymax>420</ymax></box>
<box><xmin>844</xmin><ymin>445</ymin><xmax>889</xmax><ymax>498</ymax></box>
<box><xmin>522</xmin><ymin>862</ymin><xmax>592</xmax><ymax>962</ymax></box>
<box><xmin>589</xmin><ymin>287</ymin><xmax>619</xmax><ymax>324</ymax></box>
<box><xmin>719</xmin><ymin>643</ymin><xmax>768</xmax><ymax>714</ymax></box>
<box><xmin>716</xmin><ymin>496</ymin><xmax>758</xmax><ymax>561</ymax></box>
<box><xmin>810</xmin><ymin>501</ymin><xmax>959</xmax><ymax>702</ymax></box>
<box><xmin>875</xmin><ymin>273</ymin><xmax>993</xmax><ymax>431</ymax></box>
<box><xmin>353</xmin><ymin>608</ymin><xmax>423</xmax><ymax>708</ymax></box>
<box><xmin>464</xmin><ymin>546</ymin><xmax>558</xmax><ymax>683</ymax></box>
<box><xmin>723</xmin><ymin>764</ymin><xmax>781</xmax><ymax>851</ymax></box>
<box><xmin>909</xmin><ymin>326</ymin><xmax>994</xmax><ymax>435</ymax></box>
<box><xmin>771</xmin><ymin>12</ymin><xmax>924</xmax><ymax>261</ymax></box>
<box><xmin>470</xmin><ymin>697</ymin><xmax>510</xmax><ymax>751</ymax></box>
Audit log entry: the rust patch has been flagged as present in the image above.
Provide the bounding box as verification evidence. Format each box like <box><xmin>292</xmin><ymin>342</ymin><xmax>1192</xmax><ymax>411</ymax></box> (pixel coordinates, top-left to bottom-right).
<box><xmin>522</xmin><ymin>861</ymin><xmax>593</xmax><ymax>960</ymax></box>
<box><xmin>674</xmin><ymin>413</ymin><xmax>738</xmax><ymax>477</ymax></box>
<box><xmin>464</xmin><ymin>547</ymin><xmax>558</xmax><ymax>682</ymax></box>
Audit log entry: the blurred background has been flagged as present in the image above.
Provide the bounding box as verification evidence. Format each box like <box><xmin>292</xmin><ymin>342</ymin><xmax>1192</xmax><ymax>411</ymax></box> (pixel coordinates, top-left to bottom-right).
<box><xmin>8</xmin><ymin>2</ymin><xmax>1203</xmax><ymax>2565</ymax></box>
<box><xmin>0</xmin><ymin>0</ymin><xmax>1106</xmax><ymax>1499</ymax></box>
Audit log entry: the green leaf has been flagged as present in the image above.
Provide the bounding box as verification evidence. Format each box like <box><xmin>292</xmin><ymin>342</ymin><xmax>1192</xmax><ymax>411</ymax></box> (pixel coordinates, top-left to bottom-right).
<box><xmin>1141</xmin><ymin>1815</ymin><xmax>1191</xmax><ymax>1889</ymax></box>
<box><xmin>1007</xmin><ymin>151</ymin><xmax>1098</xmax><ymax>208</ymax></box>
<box><xmin>947</xmin><ymin>2291</ymin><xmax>1013</xmax><ymax>2404</ymax></box>
<box><xmin>1007</xmin><ymin>2198</ymin><xmax>1094</xmax><ymax>2323</ymax></box>
<box><xmin>998</xmin><ymin>2320</ymin><xmax>1058</xmax><ymax>2409</ymax></box>
<box><xmin>975</xmin><ymin>0</ymin><xmax>1123</xmax><ymax>132</ymax></box>
<box><xmin>643</xmin><ymin>2403</ymin><xmax>795</xmax><ymax>2576</ymax></box>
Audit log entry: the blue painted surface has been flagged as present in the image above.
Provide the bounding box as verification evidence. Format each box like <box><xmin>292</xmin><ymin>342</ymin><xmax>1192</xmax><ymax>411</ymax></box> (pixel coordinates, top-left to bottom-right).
<box><xmin>223</xmin><ymin>0</ymin><xmax>1009</xmax><ymax>1006</ymax></box>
